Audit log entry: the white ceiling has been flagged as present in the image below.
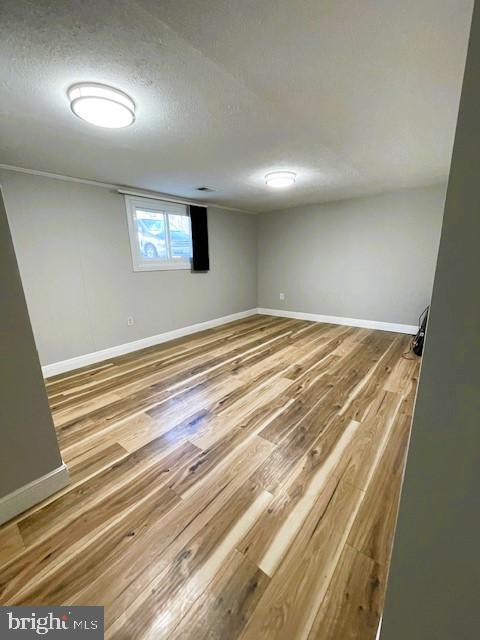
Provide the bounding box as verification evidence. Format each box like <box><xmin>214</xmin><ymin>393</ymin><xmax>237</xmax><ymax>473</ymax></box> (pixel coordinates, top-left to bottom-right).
<box><xmin>0</xmin><ymin>0</ymin><xmax>473</xmax><ymax>212</ymax></box>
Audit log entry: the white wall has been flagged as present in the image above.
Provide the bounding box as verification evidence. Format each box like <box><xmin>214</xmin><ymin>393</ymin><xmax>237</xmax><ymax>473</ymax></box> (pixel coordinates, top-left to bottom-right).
<box><xmin>0</xmin><ymin>170</ymin><xmax>258</xmax><ymax>366</ymax></box>
<box><xmin>257</xmin><ymin>185</ymin><xmax>445</xmax><ymax>326</ymax></box>
<box><xmin>1</xmin><ymin>168</ymin><xmax>446</xmax><ymax>369</ymax></box>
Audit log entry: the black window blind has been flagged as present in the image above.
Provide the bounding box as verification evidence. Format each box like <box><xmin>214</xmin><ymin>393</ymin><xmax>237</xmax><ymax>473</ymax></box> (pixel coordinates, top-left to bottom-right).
<box><xmin>189</xmin><ymin>205</ymin><xmax>209</xmax><ymax>271</ymax></box>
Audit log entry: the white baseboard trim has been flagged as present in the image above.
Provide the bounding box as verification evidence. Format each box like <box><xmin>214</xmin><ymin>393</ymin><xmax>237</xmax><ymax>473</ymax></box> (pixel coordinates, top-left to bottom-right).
<box><xmin>42</xmin><ymin>309</ymin><xmax>258</xmax><ymax>378</ymax></box>
<box><xmin>0</xmin><ymin>463</ymin><xmax>69</xmax><ymax>526</ymax></box>
<box><xmin>376</xmin><ymin>616</ymin><xmax>383</xmax><ymax>639</ymax></box>
<box><xmin>42</xmin><ymin>306</ymin><xmax>416</xmax><ymax>378</ymax></box>
<box><xmin>257</xmin><ymin>308</ymin><xmax>418</xmax><ymax>335</ymax></box>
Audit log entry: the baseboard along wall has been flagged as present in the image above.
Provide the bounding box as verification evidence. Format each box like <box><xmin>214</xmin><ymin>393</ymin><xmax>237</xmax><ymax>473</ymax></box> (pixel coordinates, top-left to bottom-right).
<box><xmin>376</xmin><ymin>616</ymin><xmax>383</xmax><ymax>639</ymax></box>
<box><xmin>257</xmin><ymin>308</ymin><xmax>419</xmax><ymax>335</ymax></box>
<box><xmin>42</xmin><ymin>307</ymin><xmax>418</xmax><ymax>378</ymax></box>
<box><xmin>0</xmin><ymin>463</ymin><xmax>70</xmax><ymax>526</ymax></box>
<box><xmin>42</xmin><ymin>309</ymin><xmax>258</xmax><ymax>377</ymax></box>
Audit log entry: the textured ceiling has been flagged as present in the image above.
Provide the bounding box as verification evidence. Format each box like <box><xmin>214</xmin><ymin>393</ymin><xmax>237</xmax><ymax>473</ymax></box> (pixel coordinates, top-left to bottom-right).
<box><xmin>0</xmin><ymin>0</ymin><xmax>473</xmax><ymax>212</ymax></box>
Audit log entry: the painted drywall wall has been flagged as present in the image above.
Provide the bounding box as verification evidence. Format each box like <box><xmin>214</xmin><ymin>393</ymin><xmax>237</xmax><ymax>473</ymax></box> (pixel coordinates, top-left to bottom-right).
<box><xmin>0</xmin><ymin>170</ymin><xmax>258</xmax><ymax>366</ymax></box>
<box><xmin>381</xmin><ymin>4</ymin><xmax>479</xmax><ymax>639</ymax></box>
<box><xmin>257</xmin><ymin>185</ymin><xmax>445</xmax><ymax>326</ymax></box>
<box><xmin>0</xmin><ymin>188</ymin><xmax>63</xmax><ymax>498</ymax></box>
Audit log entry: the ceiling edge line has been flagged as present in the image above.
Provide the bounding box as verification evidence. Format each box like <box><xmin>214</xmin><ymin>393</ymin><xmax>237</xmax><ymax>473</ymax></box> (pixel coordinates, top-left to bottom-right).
<box><xmin>0</xmin><ymin>164</ymin><xmax>258</xmax><ymax>215</ymax></box>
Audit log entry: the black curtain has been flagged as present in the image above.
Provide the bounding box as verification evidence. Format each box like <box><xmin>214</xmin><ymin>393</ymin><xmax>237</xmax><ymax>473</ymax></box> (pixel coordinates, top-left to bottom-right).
<box><xmin>189</xmin><ymin>205</ymin><xmax>209</xmax><ymax>271</ymax></box>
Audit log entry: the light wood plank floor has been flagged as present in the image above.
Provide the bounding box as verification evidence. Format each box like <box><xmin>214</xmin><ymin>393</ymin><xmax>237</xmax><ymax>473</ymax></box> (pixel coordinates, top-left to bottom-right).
<box><xmin>0</xmin><ymin>315</ymin><xmax>419</xmax><ymax>639</ymax></box>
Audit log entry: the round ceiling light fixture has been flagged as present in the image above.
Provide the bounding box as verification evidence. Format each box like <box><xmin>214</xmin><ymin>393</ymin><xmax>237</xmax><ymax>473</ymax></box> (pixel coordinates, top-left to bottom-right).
<box><xmin>68</xmin><ymin>83</ymin><xmax>135</xmax><ymax>128</ymax></box>
<box><xmin>265</xmin><ymin>171</ymin><xmax>296</xmax><ymax>188</ymax></box>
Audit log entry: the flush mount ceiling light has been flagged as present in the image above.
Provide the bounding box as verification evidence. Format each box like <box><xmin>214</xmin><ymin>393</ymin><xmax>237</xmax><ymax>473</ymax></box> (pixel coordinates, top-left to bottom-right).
<box><xmin>265</xmin><ymin>171</ymin><xmax>296</xmax><ymax>188</ymax></box>
<box><xmin>68</xmin><ymin>83</ymin><xmax>135</xmax><ymax>128</ymax></box>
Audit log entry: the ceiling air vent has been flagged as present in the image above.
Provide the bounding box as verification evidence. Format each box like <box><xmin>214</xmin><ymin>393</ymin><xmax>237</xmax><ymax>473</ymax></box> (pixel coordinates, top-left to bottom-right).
<box><xmin>196</xmin><ymin>186</ymin><xmax>215</xmax><ymax>192</ymax></box>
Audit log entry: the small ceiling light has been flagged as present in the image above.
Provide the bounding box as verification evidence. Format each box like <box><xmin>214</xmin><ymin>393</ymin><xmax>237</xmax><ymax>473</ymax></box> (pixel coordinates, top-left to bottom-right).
<box><xmin>68</xmin><ymin>83</ymin><xmax>135</xmax><ymax>128</ymax></box>
<box><xmin>265</xmin><ymin>171</ymin><xmax>296</xmax><ymax>188</ymax></box>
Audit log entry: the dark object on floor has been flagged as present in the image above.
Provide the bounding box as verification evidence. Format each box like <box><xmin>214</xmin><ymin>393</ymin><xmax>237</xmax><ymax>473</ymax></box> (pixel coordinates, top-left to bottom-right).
<box><xmin>412</xmin><ymin>307</ymin><xmax>429</xmax><ymax>356</ymax></box>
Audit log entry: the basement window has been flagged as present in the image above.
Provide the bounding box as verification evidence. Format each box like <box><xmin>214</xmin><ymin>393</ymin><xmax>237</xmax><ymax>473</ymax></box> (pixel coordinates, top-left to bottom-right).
<box><xmin>125</xmin><ymin>195</ymin><xmax>193</xmax><ymax>271</ymax></box>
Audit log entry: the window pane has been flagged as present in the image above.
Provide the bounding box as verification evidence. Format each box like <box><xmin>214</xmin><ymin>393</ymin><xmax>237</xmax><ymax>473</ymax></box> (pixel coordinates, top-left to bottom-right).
<box><xmin>135</xmin><ymin>209</ymin><xmax>167</xmax><ymax>260</ymax></box>
<box><xmin>126</xmin><ymin>196</ymin><xmax>191</xmax><ymax>271</ymax></box>
<box><xmin>168</xmin><ymin>213</ymin><xmax>193</xmax><ymax>259</ymax></box>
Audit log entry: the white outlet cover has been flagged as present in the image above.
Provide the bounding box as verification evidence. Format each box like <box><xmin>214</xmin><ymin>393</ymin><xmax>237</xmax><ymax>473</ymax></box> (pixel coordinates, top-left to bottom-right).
<box><xmin>279</xmin><ymin>293</ymin><xmax>285</xmax><ymax>301</ymax></box>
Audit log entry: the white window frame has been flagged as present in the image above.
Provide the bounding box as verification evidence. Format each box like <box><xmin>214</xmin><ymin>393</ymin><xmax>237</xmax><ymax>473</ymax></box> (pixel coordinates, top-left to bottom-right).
<box><xmin>125</xmin><ymin>195</ymin><xmax>192</xmax><ymax>272</ymax></box>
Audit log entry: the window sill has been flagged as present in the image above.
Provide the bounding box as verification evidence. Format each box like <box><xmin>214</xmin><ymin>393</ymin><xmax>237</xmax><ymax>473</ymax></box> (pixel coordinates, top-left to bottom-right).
<box><xmin>133</xmin><ymin>262</ymin><xmax>192</xmax><ymax>272</ymax></box>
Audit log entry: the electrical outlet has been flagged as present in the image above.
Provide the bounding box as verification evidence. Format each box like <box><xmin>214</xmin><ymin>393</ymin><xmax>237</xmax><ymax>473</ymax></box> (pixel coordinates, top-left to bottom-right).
<box><xmin>279</xmin><ymin>293</ymin><xmax>285</xmax><ymax>301</ymax></box>
<box><xmin>127</xmin><ymin>316</ymin><xmax>135</xmax><ymax>326</ymax></box>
